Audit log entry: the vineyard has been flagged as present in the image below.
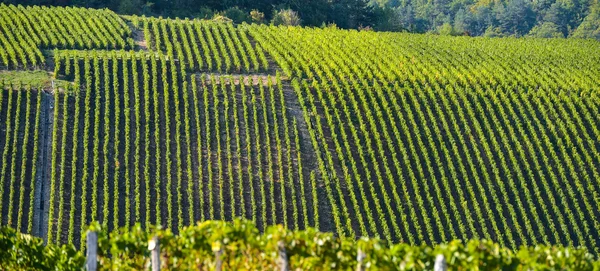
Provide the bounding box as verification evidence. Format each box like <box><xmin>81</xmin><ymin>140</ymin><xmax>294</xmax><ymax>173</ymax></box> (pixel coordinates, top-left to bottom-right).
<box><xmin>1</xmin><ymin>2</ymin><xmax>600</xmax><ymax>256</ymax></box>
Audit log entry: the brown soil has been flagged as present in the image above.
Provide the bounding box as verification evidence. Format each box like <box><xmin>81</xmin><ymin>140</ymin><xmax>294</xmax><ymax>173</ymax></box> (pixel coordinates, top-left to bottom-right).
<box><xmin>129</xmin><ymin>23</ymin><xmax>149</xmax><ymax>51</ymax></box>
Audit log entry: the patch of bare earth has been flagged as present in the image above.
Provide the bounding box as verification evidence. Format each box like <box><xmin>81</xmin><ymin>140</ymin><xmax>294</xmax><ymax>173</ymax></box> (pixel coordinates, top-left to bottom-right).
<box><xmin>129</xmin><ymin>23</ymin><xmax>148</xmax><ymax>51</ymax></box>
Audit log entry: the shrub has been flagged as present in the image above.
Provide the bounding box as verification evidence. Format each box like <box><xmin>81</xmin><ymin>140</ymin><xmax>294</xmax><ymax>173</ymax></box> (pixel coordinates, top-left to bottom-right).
<box><xmin>271</xmin><ymin>9</ymin><xmax>301</xmax><ymax>26</ymax></box>
<box><xmin>212</xmin><ymin>14</ymin><xmax>233</xmax><ymax>23</ymax></box>
<box><xmin>0</xmin><ymin>227</ymin><xmax>84</xmax><ymax>270</ymax></box>
<box><xmin>251</xmin><ymin>9</ymin><xmax>265</xmax><ymax>24</ymax></box>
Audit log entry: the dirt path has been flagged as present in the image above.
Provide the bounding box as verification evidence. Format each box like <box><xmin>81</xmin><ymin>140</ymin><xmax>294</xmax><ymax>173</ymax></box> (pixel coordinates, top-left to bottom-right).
<box><xmin>199</xmin><ymin>35</ymin><xmax>326</xmax><ymax>231</ymax></box>
<box><xmin>278</xmin><ymin>80</ymin><xmax>333</xmax><ymax>231</ymax></box>
<box><xmin>248</xmin><ymin>42</ymin><xmax>327</xmax><ymax>231</ymax></box>
<box><xmin>33</xmin><ymin>91</ymin><xmax>53</xmax><ymax>243</ymax></box>
<box><xmin>128</xmin><ymin>23</ymin><xmax>148</xmax><ymax>51</ymax></box>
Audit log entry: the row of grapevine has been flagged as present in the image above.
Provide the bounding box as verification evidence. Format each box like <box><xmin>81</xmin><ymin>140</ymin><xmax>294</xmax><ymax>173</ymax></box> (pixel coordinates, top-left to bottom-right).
<box><xmin>0</xmin><ymin>86</ymin><xmax>44</xmax><ymax>235</ymax></box>
<box><xmin>0</xmin><ymin>4</ymin><xmax>132</xmax><ymax>51</ymax></box>
<box><xmin>40</xmin><ymin>49</ymin><xmax>315</xmax><ymax>247</ymax></box>
<box><xmin>132</xmin><ymin>16</ymin><xmax>268</xmax><ymax>73</ymax></box>
<box><xmin>245</xmin><ymin>24</ymin><xmax>600</xmax><ymax>93</ymax></box>
<box><xmin>3</xmin><ymin>8</ymin><xmax>600</xmax><ymax>255</ymax></box>
<box><xmin>240</xmin><ymin>23</ymin><xmax>600</xmax><ymax>252</ymax></box>
<box><xmin>0</xmin><ymin>4</ymin><xmax>133</xmax><ymax>68</ymax></box>
<box><xmin>289</xmin><ymin>76</ymin><xmax>600</xmax><ymax>252</ymax></box>
<box><xmin>0</xmin><ymin>14</ymin><xmax>44</xmax><ymax>68</ymax></box>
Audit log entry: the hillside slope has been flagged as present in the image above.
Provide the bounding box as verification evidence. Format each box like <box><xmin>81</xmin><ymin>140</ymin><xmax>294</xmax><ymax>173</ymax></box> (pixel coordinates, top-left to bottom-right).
<box><xmin>1</xmin><ymin>3</ymin><xmax>600</xmax><ymax>254</ymax></box>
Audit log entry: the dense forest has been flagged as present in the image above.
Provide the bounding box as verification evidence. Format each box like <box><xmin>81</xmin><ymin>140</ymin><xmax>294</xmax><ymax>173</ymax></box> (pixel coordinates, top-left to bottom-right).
<box><xmin>1</xmin><ymin>0</ymin><xmax>599</xmax><ymax>38</ymax></box>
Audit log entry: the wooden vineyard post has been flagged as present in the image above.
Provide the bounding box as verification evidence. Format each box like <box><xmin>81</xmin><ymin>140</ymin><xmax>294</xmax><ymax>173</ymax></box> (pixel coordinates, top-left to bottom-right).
<box><xmin>356</xmin><ymin>248</ymin><xmax>366</xmax><ymax>271</ymax></box>
<box><xmin>434</xmin><ymin>254</ymin><xmax>447</xmax><ymax>271</ymax></box>
<box><xmin>149</xmin><ymin>236</ymin><xmax>160</xmax><ymax>271</ymax></box>
<box><xmin>215</xmin><ymin>247</ymin><xmax>224</xmax><ymax>271</ymax></box>
<box><xmin>276</xmin><ymin>240</ymin><xmax>290</xmax><ymax>271</ymax></box>
<box><xmin>86</xmin><ymin>231</ymin><xmax>98</xmax><ymax>271</ymax></box>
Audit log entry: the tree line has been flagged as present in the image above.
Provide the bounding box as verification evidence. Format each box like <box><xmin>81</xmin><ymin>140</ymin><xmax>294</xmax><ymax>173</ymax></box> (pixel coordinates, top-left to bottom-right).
<box><xmin>2</xmin><ymin>0</ymin><xmax>599</xmax><ymax>38</ymax></box>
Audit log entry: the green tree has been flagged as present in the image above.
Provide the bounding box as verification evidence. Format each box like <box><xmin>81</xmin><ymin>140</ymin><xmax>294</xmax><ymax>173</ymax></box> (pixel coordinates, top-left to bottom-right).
<box><xmin>223</xmin><ymin>6</ymin><xmax>251</xmax><ymax>23</ymax></box>
<box><xmin>527</xmin><ymin>22</ymin><xmax>565</xmax><ymax>38</ymax></box>
<box><xmin>394</xmin><ymin>3</ymin><xmax>429</xmax><ymax>32</ymax></box>
<box><xmin>453</xmin><ymin>8</ymin><xmax>470</xmax><ymax>35</ymax></box>
<box><xmin>483</xmin><ymin>25</ymin><xmax>507</xmax><ymax>37</ymax></box>
<box><xmin>542</xmin><ymin>2</ymin><xmax>571</xmax><ymax>35</ymax></box>
<box><xmin>571</xmin><ymin>8</ymin><xmax>600</xmax><ymax>39</ymax></box>
<box><xmin>372</xmin><ymin>6</ymin><xmax>404</xmax><ymax>31</ymax></box>
<box><xmin>118</xmin><ymin>0</ymin><xmax>142</xmax><ymax>14</ymax></box>
<box><xmin>280</xmin><ymin>0</ymin><xmax>328</xmax><ymax>26</ymax></box>
<box><xmin>496</xmin><ymin>0</ymin><xmax>536</xmax><ymax>36</ymax></box>
<box><xmin>470</xmin><ymin>5</ymin><xmax>495</xmax><ymax>36</ymax></box>
<box><xmin>326</xmin><ymin>0</ymin><xmax>375</xmax><ymax>29</ymax></box>
<box><xmin>437</xmin><ymin>22</ymin><xmax>457</xmax><ymax>35</ymax></box>
<box><xmin>274</xmin><ymin>0</ymin><xmax>373</xmax><ymax>28</ymax></box>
